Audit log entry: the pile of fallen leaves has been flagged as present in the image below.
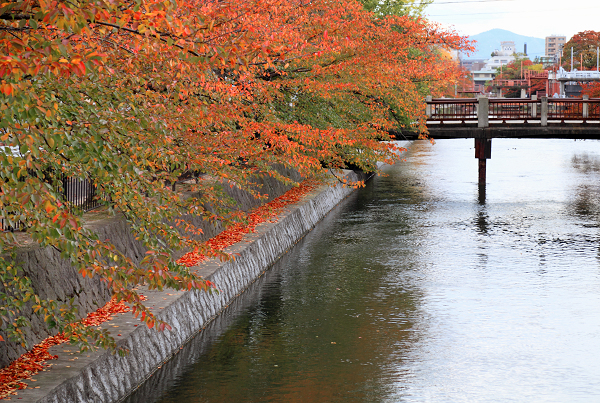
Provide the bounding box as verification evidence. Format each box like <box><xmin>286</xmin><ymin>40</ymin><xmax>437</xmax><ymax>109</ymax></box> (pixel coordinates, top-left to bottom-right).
<box><xmin>0</xmin><ymin>297</ymin><xmax>132</xmax><ymax>400</ymax></box>
<box><xmin>0</xmin><ymin>179</ymin><xmax>320</xmax><ymax>400</ymax></box>
<box><xmin>177</xmin><ymin>179</ymin><xmax>320</xmax><ymax>267</ymax></box>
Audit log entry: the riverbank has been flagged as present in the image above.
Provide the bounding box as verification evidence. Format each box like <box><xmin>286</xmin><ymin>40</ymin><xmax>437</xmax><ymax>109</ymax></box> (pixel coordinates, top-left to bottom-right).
<box><xmin>10</xmin><ymin>169</ymin><xmax>366</xmax><ymax>403</ymax></box>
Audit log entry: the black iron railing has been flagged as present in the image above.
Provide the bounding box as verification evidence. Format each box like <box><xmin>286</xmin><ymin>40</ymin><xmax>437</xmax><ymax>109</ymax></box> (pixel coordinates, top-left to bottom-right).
<box><xmin>1</xmin><ymin>174</ymin><xmax>106</xmax><ymax>232</ymax></box>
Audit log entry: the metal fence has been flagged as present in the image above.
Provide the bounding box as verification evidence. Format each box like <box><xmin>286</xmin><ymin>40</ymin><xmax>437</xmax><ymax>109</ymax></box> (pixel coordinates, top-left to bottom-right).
<box><xmin>547</xmin><ymin>99</ymin><xmax>600</xmax><ymax>121</ymax></box>
<box><xmin>427</xmin><ymin>97</ymin><xmax>600</xmax><ymax>123</ymax></box>
<box><xmin>427</xmin><ymin>98</ymin><xmax>478</xmax><ymax>122</ymax></box>
<box><xmin>60</xmin><ymin>175</ymin><xmax>104</xmax><ymax>212</ymax></box>
<box><xmin>1</xmin><ymin>174</ymin><xmax>105</xmax><ymax>232</ymax></box>
<box><xmin>489</xmin><ymin>98</ymin><xmax>539</xmax><ymax>121</ymax></box>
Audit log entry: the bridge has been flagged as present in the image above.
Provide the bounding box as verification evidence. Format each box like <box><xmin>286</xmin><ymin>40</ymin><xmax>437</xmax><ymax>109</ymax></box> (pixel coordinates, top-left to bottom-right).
<box><xmin>405</xmin><ymin>96</ymin><xmax>600</xmax><ymax>185</ymax></box>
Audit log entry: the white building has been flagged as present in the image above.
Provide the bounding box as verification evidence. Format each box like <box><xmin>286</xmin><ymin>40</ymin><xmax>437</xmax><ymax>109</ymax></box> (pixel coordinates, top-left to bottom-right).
<box><xmin>483</xmin><ymin>41</ymin><xmax>516</xmax><ymax>70</ymax></box>
<box><xmin>472</xmin><ymin>70</ymin><xmax>496</xmax><ymax>86</ymax></box>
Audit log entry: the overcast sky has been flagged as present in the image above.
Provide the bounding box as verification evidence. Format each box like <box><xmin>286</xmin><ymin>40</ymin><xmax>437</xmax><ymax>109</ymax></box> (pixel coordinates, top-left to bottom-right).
<box><xmin>423</xmin><ymin>0</ymin><xmax>600</xmax><ymax>40</ymax></box>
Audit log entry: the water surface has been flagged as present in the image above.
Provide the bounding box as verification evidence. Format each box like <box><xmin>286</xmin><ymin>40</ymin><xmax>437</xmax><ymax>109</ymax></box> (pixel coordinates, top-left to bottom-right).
<box><xmin>126</xmin><ymin>139</ymin><xmax>600</xmax><ymax>403</ymax></box>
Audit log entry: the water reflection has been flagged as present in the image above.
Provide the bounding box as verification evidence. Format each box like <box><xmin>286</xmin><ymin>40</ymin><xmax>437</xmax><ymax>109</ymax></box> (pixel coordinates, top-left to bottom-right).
<box><xmin>475</xmin><ymin>209</ymin><xmax>489</xmax><ymax>235</ymax></box>
<box><xmin>126</xmin><ymin>139</ymin><xmax>600</xmax><ymax>403</ymax></box>
<box><xmin>572</xmin><ymin>152</ymin><xmax>600</xmax><ymax>173</ymax></box>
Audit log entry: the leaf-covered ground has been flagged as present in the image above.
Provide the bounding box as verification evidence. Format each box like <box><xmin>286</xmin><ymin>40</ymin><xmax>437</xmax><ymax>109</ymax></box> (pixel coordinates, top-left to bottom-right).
<box><xmin>0</xmin><ymin>179</ymin><xmax>320</xmax><ymax>400</ymax></box>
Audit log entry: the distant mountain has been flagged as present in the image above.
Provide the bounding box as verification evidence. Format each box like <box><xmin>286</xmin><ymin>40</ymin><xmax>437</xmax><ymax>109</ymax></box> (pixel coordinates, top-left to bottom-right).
<box><xmin>463</xmin><ymin>29</ymin><xmax>546</xmax><ymax>61</ymax></box>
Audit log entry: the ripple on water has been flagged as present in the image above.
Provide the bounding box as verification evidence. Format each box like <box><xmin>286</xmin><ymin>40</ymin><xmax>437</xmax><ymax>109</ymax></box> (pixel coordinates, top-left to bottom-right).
<box><xmin>125</xmin><ymin>139</ymin><xmax>600</xmax><ymax>403</ymax></box>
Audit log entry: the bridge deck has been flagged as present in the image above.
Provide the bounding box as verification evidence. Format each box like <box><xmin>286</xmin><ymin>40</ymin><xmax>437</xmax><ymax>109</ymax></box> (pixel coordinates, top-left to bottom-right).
<box><xmin>424</xmin><ymin>121</ymin><xmax>600</xmax><ymax>140</ymax></box>
<box><xmin>416</xmin><ymin>97</ymin><xmax>600</xmax><ymax>185</ymax></box>
<box><xmin>422</xmin><ymin>97</ymin><xmax>600</xmax><ymax>140</ymax></box>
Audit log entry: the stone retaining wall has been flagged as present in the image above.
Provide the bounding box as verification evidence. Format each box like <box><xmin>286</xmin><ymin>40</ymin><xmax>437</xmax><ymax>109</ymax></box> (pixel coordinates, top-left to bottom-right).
<box><xmin>0</xmin><ymin>167</ymin><xmax>302</xmax><ymax>369</ymax></box>
<box><xmin>11</xmin><ymin>169</ymin><xmax>365</xmax><ymax>402</ymax></box>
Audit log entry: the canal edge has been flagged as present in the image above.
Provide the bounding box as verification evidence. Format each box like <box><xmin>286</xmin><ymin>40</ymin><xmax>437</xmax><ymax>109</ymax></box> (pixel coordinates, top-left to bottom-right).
<box><xmin>13</xmin><ymin>169</ymin><xmax>367</xmax><ymax>403</ymax></box>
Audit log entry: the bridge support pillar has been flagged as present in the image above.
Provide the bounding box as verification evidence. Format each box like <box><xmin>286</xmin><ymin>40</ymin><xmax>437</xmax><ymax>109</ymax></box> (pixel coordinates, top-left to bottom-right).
<box><xmin>541</xmin><ymin>97</ymin><xmax>548</xmax><ymax>126</ymax></box>
<box><xmin>475</xmin><ymin>137</ymin><xmax>491</xmax><ymax>186</ymax></box>
<box><xmin>478</xmin><ymin>159</ymin><xmax>487</xmax><ymax>186</ymax></box>
<box><xmin>583</xmin><ymin>95</ymin><xmax>589</xmax><ymax>119</ymax></box>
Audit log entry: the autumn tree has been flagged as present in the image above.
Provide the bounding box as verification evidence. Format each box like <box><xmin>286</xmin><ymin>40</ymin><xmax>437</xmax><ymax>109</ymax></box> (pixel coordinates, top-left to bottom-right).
<box><xmin>0</xmin><ymin>0</ymin><xmax>471</xmax><ymax>353</ymax></box>
<box><xmin>563</xmin><ymin>31</ymin><xmax>600</xmax><ymax>97</ymax></box>
<box><xmin>562</xmin><ymin>30</ymin><xmax>600</xmax><ymax>70</ymax></box>
<box><xmin>359</xmin><ymin>0</ymin><xmax>432</xmax><ymax>17</ymax></box>
<box><xmin>444</xmin><ymin>65</ymin><xmax>472</xmax><ymax>97</ymax></box>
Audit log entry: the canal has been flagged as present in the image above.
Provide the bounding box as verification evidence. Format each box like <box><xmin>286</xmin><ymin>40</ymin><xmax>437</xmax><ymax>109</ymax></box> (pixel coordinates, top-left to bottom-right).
<box><xmin>125</xmin><ymin>139</ymin><xmax>600</xmax><ymax>402</ymax></box>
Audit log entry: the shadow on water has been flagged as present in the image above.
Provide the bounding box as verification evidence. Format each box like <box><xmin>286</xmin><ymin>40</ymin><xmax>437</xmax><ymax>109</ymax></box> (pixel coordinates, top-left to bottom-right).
<box><xmin>567</xmin><ymin>153</ymin><xmax>600</xmax><ymax>220</ymax></box>
<box><xmin>125</xmin><ymin>164</ymin><xmax>429</xmax><ymax>402</ymax></box>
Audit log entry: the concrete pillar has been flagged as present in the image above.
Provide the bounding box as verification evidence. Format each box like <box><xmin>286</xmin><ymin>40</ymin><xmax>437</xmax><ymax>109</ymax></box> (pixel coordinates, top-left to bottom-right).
<box><xmin>560</xmin><ymin>81</ymin><xmax>565</xmax><ymax>97</ymax></box>
<box><xmin>521</xmin><ymin>88</ymin><xmax>527</xmax><ymax>98</ymax></box>
<box><xmin>531</xmin><ymin>94</ymin><xmax>538</xmax><ymax>118</ymax></box>
<box><xmin>583</xmin><ymin>94</ymin><xmax>589</xmax><ymax>119</ymax></box>
<box><xmin>426</xmin><ymin>95</ymin><xmax>432</xmax><ymax>118</ymax></box>
<box><xmin>541</xmin><ymin>96</ymin><xmax>548</xmax><ymax>126</ymax></box>
<box><xmin>478</xmin><ymin>96</ymin><xmax>489</xmax><ymax>128</ymax></box>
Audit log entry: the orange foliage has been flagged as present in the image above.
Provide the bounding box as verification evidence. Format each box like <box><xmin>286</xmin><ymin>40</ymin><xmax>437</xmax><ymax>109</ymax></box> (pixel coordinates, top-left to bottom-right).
<box><xmin>0</xmin><ymin>0</ymin><xmax>472</xmax><ymax>352</ymax></box>
<box><xmin>583</xmin><ymin>82</ymin><xmax>600</xmax><ymax>98</ymax></box>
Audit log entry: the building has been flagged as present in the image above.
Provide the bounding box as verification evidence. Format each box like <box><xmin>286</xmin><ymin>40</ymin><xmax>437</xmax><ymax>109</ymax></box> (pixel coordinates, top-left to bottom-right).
<box><xmin>472</xmin><ymin>70</ymin><xmax>496</xmax><ymax>87</ymax></box>
<box><xmin>545</xmin><ymin>35</ymin><xmax>566</xmax><ymax>58</ymax></box>
<box><xmin>483</xmin><ymin>41</ymin><xmax>516</xmax><ymax>70</ymax></box>
<box><xmin>460</xmin><ymin>59</ymin><xmax>487</xmax><ymax>72</ymax></box>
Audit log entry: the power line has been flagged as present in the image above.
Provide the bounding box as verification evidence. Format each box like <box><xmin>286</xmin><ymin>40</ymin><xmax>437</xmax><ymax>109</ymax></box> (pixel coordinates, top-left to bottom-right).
<box><xmin>428</xmin><ymin>11</ymin><xmax>513</xmax><ymax>16</ymax></box>
<box><xmin>433</xmin><ymin>0</ymin><xmax>514</xmax><ymax>4</ymax></box>
<box><xmin>428</xmin><ymin>5</ymin><xmax>600</xmax><ymax>16</ymax></box>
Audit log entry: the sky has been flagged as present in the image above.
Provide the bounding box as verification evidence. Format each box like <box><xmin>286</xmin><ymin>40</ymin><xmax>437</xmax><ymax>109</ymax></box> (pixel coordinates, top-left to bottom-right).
<box><xmin>423</xmin><ymin>0</ymin><xmax>600</xmax><ymax>40</ymax></box>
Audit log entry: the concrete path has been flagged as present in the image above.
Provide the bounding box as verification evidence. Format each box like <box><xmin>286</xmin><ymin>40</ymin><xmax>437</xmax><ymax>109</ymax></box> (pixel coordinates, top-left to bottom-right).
<box><xmin>10</xmin><ymin>171</ymin><xmax>364</xmax><ymax>403</ymax></box>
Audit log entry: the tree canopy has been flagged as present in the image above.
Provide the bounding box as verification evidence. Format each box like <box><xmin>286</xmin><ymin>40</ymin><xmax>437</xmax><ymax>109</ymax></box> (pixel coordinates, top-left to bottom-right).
<box><xmin>0</xmin><ymin>0</ymin><xmax>471</xmax><ymax>351</ymax></box>
<box><xmin>562</xmin><ymin>30</ymin><xmax>600</xmax><ymax>70</ymax></box>
<box><xmin>359</xmin><ymin>0</ymin><xmax>432</xmax><ymax>17</ymax></box>
<box><xmin>561</xmin><ymin>31</ymin><xmax>600</xmax><ymax>97</ymax></box>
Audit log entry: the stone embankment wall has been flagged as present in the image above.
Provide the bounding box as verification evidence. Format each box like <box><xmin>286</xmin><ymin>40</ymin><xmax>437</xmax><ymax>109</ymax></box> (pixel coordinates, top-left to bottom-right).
<box><xmin>13</xmin><ymin>169</ymin><xmax>364</xmax><ymax>403</ymax></box>
<box><xmin>0</xmin><ymin>167</ymin><xmax>302</xmax><ymax>369</ymax></box>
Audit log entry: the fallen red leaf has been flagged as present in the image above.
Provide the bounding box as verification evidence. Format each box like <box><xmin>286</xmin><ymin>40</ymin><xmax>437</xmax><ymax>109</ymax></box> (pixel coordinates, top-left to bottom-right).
<box><xmin>177</xmin><ymin>179</ymin><xmax>319</xmax><ymax>267</ymax></box>
<box><xmin>0</xmin><ymin>296</ymin><xmax>143</xmax><ymax>400</ymax></box>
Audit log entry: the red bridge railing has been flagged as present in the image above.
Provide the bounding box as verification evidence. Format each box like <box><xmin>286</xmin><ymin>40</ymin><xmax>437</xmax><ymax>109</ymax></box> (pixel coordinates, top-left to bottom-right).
<box><xmin>426</xmin><ymin>97</ymin><xmax>600</xmax><ymax>124</ymax></box>
<box><xmin>489</xmin><ymin>98</ymin><xmax>539</xmax><ymax>121</ymax></box>
<box><xmin>548</xmin><ymin>98</ymin><xmax>600</xmax><ymax>121</ymax></box>
<box><xmin>426</xmin><ymin>98</ymin><xmax>478</xmax><ymax>122</ymax></box>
